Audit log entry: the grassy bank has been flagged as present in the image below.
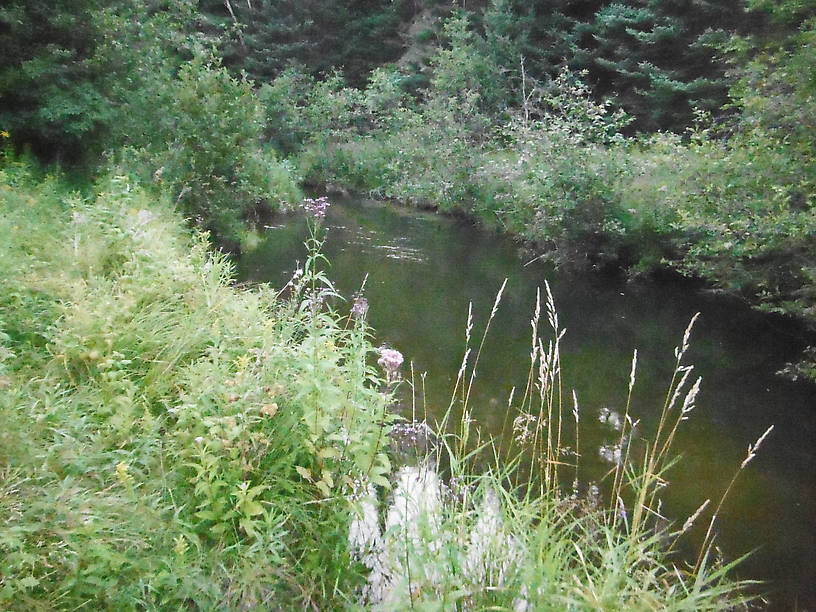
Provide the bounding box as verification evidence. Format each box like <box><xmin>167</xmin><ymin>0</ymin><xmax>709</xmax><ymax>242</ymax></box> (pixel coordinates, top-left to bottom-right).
<box><xmin>0</xmin><ymin>159</ymin><xmax>392</xmax><ymax>608</ymax></box>
<box><xmin>1</xmin><ymin>156</ymin><xmax>763</xmax><ymax>608</ymax></box>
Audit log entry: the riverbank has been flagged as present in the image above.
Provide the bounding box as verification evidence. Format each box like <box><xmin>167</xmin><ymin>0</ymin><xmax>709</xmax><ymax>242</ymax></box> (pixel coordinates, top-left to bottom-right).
<box><xmin>291</xmin><ymin>113</ymin><xmax>816</xmax><ymax>382</ymax></box>
<box><xmin>1</xmin><ymin>157</ymin><xmax>759</xmax><ymax>608</ymax></box>
<box><xmin>0</xmin><ymin>159</ymin><xmax>394</xmax><ymax>608</ymax></box>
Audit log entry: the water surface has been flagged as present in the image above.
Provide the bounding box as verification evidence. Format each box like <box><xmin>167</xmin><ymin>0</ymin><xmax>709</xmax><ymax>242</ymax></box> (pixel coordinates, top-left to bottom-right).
<box><xmin>238</xmin><ymin>197</ymin><xmax>816</xmax><ymax>609</ymax></box>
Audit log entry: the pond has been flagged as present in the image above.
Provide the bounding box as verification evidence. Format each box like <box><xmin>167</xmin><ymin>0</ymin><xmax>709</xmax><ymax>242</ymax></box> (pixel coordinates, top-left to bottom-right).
<box><xmin>238</xmin><ymin>196</ymin><xmax>816</xmax><ymax>610</ymax></box>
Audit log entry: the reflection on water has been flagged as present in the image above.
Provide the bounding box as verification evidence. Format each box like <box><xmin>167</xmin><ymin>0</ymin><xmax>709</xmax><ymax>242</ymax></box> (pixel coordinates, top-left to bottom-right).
<box><xmin>238</xmin><ymin>197</ymin><xmax>816</xmax><ymax>610</ymax></box>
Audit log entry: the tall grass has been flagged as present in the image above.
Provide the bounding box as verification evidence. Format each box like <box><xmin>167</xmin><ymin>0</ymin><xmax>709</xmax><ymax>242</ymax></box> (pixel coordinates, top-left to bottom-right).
<box><xmin>348</xmin><ymin>280</ymin><xmax>767</xmax><ymax>610</ymax></box>
<box><xmin>0</xmin><ymin>160</ymin><xmax>390</xmax><ymax>609</ymax></box>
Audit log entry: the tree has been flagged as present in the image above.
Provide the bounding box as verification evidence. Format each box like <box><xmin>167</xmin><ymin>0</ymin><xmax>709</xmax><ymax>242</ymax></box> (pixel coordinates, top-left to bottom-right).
<box><xmin>573</xmin><ymin>0</ymin><xmax>752</xmax><ymax>132</ymax></box>
<box><xmin>728</xmin><ymin>1</ymin><xmax>816</xmax><ymax>143</ymax></box>
<box><xmin>0</xmin><ymin>0</ymin><xmax>115</xmax><ymax>162</ymax></box>
<box><xmin>198</xmin><ymin>0</ymin><xmax>416</xmax><ymax>85</ymax></box>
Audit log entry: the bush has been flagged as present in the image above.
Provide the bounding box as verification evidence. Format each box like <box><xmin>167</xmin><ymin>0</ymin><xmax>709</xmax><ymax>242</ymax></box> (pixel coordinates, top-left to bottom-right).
<box><xmin>125</xmin><ymin>53</ymin><xmax>301</xmax><ymax>245</ymax></box>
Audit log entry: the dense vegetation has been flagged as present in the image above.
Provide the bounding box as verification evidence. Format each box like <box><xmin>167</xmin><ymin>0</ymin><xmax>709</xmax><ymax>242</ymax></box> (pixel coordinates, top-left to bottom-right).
<box><xmin>2</xmin><ymin>0</ymin><xmax>812</xmax><ymax>345</ymax></box>
<box><xmin>0</xmin><ymin>161</ymin><xmax>396</xmax><ymax>607</ymax></box>
<box><xmin>1</xmin><ymin>0</ymin><xmax>814</xmax><ymax>607</ymax></box>
<box><xmin>282</xmin><ymin>2</ymin><xmax>815</xmax><ymax>378</ymax></box>
<box><xmin>0</xmin><ymin>160</ymin><xmax>757</xmax><ymax>608</ymax></box>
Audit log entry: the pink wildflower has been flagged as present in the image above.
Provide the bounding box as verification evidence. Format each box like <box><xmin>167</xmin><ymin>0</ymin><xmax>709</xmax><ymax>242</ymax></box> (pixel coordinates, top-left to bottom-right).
<box><xmin>302</xmin><ymin>196</ymin><xmax>330</xmax><ymax>219</ymax></box>
<box><xmin>378</xmin><ymin>347</ymin><xmax>403</xmax><ymax>383</ymax></box>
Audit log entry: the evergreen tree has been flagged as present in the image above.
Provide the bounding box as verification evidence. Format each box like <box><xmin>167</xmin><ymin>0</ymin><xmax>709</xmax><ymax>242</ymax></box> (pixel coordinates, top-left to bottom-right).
<box><xmin>199</xmin><ymin>0</ymin><xmax>416</xmax><ymax>85</ymax></box>
<box><xmin>574</xmin><ymin>0</ymin><xmax>755</xmax><ymax>132</ymax></box>
<box><xmin>476</xmin><ymin>0</ymin><xmax>578</xmax><ymax>102</ymax></box>
<box><xmin>0</xmin><ymin>0</ymin><xmax>114</xmax><ymax>162</ymax></box>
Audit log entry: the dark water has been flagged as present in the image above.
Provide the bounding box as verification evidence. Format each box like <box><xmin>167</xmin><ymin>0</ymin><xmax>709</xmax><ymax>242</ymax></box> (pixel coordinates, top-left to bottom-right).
<box><xmin>238</xmin><ymin>197</ymin><xmax>816</xmax><ymax>609</ymax></box>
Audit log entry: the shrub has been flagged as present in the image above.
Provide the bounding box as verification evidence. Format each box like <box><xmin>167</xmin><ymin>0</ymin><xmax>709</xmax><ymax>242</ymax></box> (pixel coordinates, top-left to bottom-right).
<box><xmin>131</xmin><ymin>53</ymin><xmax>301</xmax><ymax>244</ymax></box>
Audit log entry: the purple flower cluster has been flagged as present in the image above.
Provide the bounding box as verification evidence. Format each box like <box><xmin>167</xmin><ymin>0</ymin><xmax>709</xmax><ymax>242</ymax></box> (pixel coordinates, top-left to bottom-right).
<box><xmin>390</xmin><ymin>420</ymin><xmax>432</xmax><ymax>444</ymax></box>
<box><xmin>302</xmin><ymin>196</ymin><xmax>330</xmax><ymax>219</ymax></box>
<box><xmin>351</xmin><ymin>295</ymin><xmax>369</xmax><ymax>320</ymax></box>
<box><xmin>377</xmin><ymin>347</ymin><xmax>403</xmax><ymax>382</ymax></box>
<box><xmin>388</xmin><ymin>420</ymin><xmax>435</xmax><ymax>460</ymax></box>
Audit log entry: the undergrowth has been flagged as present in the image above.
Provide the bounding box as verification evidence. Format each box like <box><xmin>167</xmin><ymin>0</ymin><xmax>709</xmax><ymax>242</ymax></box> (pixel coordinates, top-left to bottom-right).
<box><xmin>0</xmin><ymin>159</ymin><xmax>390</xmax><ymax>609</ymax></box>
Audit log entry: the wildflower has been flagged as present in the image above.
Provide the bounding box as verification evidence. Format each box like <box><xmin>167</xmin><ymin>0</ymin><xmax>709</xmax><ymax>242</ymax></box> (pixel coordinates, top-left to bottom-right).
<box><xmin>0</xmin><ymin>130</ymin><xmax>8</xmax><ymax>139</ymax></box>
<box><xmin>390</xmin><ymin>420</ymin><xmax>433</xmax><ymax>458</ymax></box>
<box><xmin>194</xmin><ymin>436</ymin><xmax>204</xmax><ymax>445</ymax></box>
<box><xmin>302</xmin><ymin>196</ymin><xmax>330</xmax><ymax>219</ymax></box>
<box><xmin>617</xmin><ymin>496</ymin><xmax>628</xmax><ymax>522</ymax></box>
<box><xmin>351</xmin><ymin>295</ymin><xmax>369</xmax><ymax>320</ymax></box>
<box><xmin>303</xmin><ymin>288</ymin><xmax>329</xmax><ymax>313</ymax></box>
<box><xmin>378</xmin><ymin>347</ymin><xmax>403</xmax><ymax>383</ymax></box>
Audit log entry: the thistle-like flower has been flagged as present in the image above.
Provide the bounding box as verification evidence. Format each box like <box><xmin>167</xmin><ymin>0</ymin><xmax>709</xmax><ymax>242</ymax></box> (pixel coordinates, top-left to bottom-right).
<box><xmin>351</xmin><ymin>295</ymin><xmax>369</xmax><ymax>320</ymax></box>
<box><xmin>302</xmin><ymin>196</ymin><xmax>330</xmax><ymax>219</ymax></box>
<box><xmin>378</xmin><ymin>347</ymin><xmax>403</xmax><ymax>383</ymax></box>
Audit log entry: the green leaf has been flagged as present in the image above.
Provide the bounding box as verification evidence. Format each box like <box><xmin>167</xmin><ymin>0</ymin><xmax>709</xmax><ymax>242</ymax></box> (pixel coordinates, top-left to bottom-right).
<box><xmin>195</xmin><ymin>509</ymin><xmax>217</xmax><ymax>521</ymax></box>
<box><xmin>316</xmin><ymin>480</ymin><xmax>331</xmax><ymax>497</ymax></box>
<box><xmin>318</xmin><ymin>446</ymin><xmax>341</xmax><ymax>460</ymax></box>
<box><xmin>18</xmin><ymin>576</ymin><xmax>39</xmax><ymax>589</ymax></box>
<box><xmin>371</xmin><ymin>474</ymin><xmax>390</xmax><ymax>489</ymax></box>
<box><xmin>240</xmin><ymin>518</ymin><xmax>257</xmax><ymax>538</ymax></box>
<box><xmin>295</xmin><ymin>465</ymin><xmax>313</xmax><ymax>482</ymax></box>
<box><xmin>243</xmin><ymin>500</ymin><xmax>264</xmax><ymax>517</ymax></box>
<box><xmin>321</xmin><ymin>469</ymin><xmax>334</xmax><ymax>489</ymax></box>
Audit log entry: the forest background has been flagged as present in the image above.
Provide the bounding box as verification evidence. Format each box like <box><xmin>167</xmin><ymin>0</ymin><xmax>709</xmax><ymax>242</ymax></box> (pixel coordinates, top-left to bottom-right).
<box><xmin>2</xmin><ymin>0</ymin><xmax>813</xmax><ymax>375</ymax></box>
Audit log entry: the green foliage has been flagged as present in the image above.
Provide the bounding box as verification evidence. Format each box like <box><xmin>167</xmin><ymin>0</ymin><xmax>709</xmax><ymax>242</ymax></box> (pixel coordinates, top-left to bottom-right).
<box><xmin>138</xmin><ymin>52</ymin><xmax>301</xmax><ymax>243</ymax></box>
<box><xmin>0</xmin><ymin>160</ymin><xmax>390</xmax><ymax>608</ymax></box>
<box><xmin>260</xmin><ymin>69</ymin><xmax>372</xmax><ymax>157</ymax></box>
<box><xmin>0</xmin><ymin>1</ymin><xmax>301</xmax><ymax>243</ymax></box>
<box><xmin>199</xmin><ymin>0</ymin><xmax>416</xmax><ymax>86</ymax></box>
<box><xmin>3</xmin><ymin>0</ymin><xmax>811</xmax><ymax>602</ymax></box>
<box><xmin>573</xmin><ymin>0</ymin><xmax>745</xmax><ymax>132</ymax></box>
<box><xmin>0</xmin><ymin>147</ymin><xmax>783</xmax><ymax>608</ymax></box>
<box><xmin>477</xmin><ymin>0</ymin><xmax>576</xmax><ymax>91</ymax></box>
<box><xmin>0</xmin><ymin>0</ymin><xmax>116</xmax><ymax>163</ymax></box>
<box><xmin>728</xmin><ymin>14</ymin><xmax>816</xmax><ymax>146</ymax></box>
<box><xmin>429</xmin><ymin>12</ymin><xmax>509</xmax><ymax>119</ymax></box>
<box><xmin>296</xmin><ymin>65</ymin><xmax>635</xmax><ymax>258</ymax></box>
<box><xmin>746</xmin><ymin>0</ymin><xmax>816</xmax><ymax>25</ymax></box>
<box><xmin>289</xmin><ymin>21</ymin><xmax>815</xmax><ymax>378</ymax></box>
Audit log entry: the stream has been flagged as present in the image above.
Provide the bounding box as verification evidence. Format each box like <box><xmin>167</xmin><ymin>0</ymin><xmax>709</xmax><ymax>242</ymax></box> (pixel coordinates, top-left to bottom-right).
<box><xmin>238</xmin><ymin>196</ymin><xmax>816</xmax><ymax>609</ymax></box>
